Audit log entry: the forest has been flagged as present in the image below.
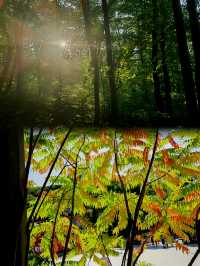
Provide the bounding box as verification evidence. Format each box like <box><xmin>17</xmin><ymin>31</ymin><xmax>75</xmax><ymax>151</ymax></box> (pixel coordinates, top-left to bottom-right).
<box><xmin>0</xmin><ymin>1</ymin><xmax>200</xmax><ymax>266</ymax></box>
<box><xmin>1</xmin><ymin>0</ymin><xmax>200</xmax><ymax>126</ymax></box>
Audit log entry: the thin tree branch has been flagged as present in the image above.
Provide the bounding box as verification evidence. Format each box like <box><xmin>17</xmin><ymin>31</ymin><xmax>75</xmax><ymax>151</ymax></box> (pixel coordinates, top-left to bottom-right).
<box><xmin>126</xmin><ymin>129</ymin><xmax>159</xmax><ymax>266</ymax></box>
<box><xmin>132</xmin><ymin>240</ymin><xmax>146</xmax><ymax>266</ymax></box>
<box><xmin>195</xmin><ymin>206</ymin><xmax>200</xmax><ymax>250</ymax></box>
<box><xmin>50</xmin><ymin>188</ymin><xmax>67</xmax><ymax>266</ymax></box>
<box><xmin>61</xmin><ymin>135</ymin><xmax>86</xmax><ymax>266</ymax></box>
<box><xmin>100</xmin><ymin>235</ymin><xmax>112</xmax><ymax>266</ymax></box>
<box><xmin>27</xmin><ymin>127</ymin><xmax>72</xmax><ymax>229</ymax></box>
<box><xmin>32</xmin><ymin>128</ymin><xmax>43</xmax><ymax>154</ymax></box>
<box><xmin>114</xmin><ymin>131</ymin><xmax>132</xmax><ymax>222</ymax></box>
<box><xmin>61</xmin><ymin>153</ymin><xmax>89</xmax><ymax>170</ymax></box>
<box><xmin>188</xmin><ymin>249</ymin><xmax>200</xmax><ymax>266</ymax></box>
<box><xmin>29</xmin><ymin>163</ymin><xmax>68</xmax><ymax>233</ymax></box>
<box><xmin>114</xmin><ymin>131</ymin><xmax>133</xmax><ymax>266</ymax></box>
<box><xmin>188</xmin><ymin>206</ymin><xmax>200</xmax><ymax>266</ymax></box>
<box><xmin>25</xmin><ymin>127</ymin><xmax>72</xmax><ymax>266</ymax></box>
<box><xmin>25</xmin><ymin>128</ymin><xmax>34</xmax><ymax>181</ymax></box>
<box><xmin>25</xmin><ymin>128</ymin><xmax>43</xmax><ymax>184</ymax></box>
<box><xmin>61</xmin><ymin>153</ymin><xmax>76</xmax><ymax>168</ymax></box>
<box><xmin>147</xmin><ymin>173</ymin><xmax>166</xmax><ymax>185</ymax></box>
<box><xmin>114</xmin><ymin>174</ymin><xmax>166</xmax><ymax>219</ymax></box>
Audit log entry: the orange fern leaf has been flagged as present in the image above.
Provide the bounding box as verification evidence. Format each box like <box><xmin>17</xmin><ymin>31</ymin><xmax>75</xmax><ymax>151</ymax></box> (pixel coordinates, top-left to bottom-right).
<box><xmin>175</xmin><ymin>241</ymin><xmax>190</xmax><ymax>254</ymax></box>
<box><xmin>155</xmin><ymin>186</ymin><xmax>166</xmax><ymax>199</ymax></box>
<box><xmin>162</xmin><ymin>150</ymin><xmax>174</xmax><ymax>166</ymax></box>
<box><xmin>180</xmin><ymin>167</ymin><xmax>200</xmax><ymax>176</ymax></box>
<box><xmin>168</xmin><ymin>136</ymin><xmax>179</xmax><ymax>149</ymax></box>
<box><xmin>149</xmin><ymin>203</ymin><xmax>162</xmax><ymax>217</ymax></box>
<box><xmin>149</xmin><ymin>221</ymin><xmax>163</xmax><ymax>236</ymax></box>
<box><xmin>132</xmin><ymin>140</ymin><xmax>146</xmax><ymax>146</ymax></box>
<box><xmin>155</xmin><ymin>169</ymin><xmax>180</xmax><ymax>185</ymax></box>
<box><xmin>185</xmin><ymin>191</ymin><xmax>200</xmax><ymax>201</ymax></box>
<box><xmin>143</xmin><ymin>147</ymin><xmax>149</xmax><ymax>165</ymax></box>
<box><xmin>167</xmin><ymin>208</ymin><xmax>193</xmax><ymax>224</ymax></box>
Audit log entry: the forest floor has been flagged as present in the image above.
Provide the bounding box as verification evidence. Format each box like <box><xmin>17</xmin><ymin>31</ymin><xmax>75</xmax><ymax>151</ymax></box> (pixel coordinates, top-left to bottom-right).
<box><xmin>63</xmin><ymin>244</ymin><xmax>200</xmax><ymax>266</ymax></box>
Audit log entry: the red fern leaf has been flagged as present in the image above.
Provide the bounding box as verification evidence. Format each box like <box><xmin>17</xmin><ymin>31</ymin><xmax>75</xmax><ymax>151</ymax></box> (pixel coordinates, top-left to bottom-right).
<box><xmin>149</xmin><ymin>203</ymin><xmax>162</xmax><ymax>217</ymax></box>
<box><xmin>175</xmin><ymin>241</ymin><xmax>190</xmax><ymax>254</ymax></box>
<box><xmin>185</xmin><ymin>191</ymin><xmax>200</xmax><ymax>201</ymax></box>
<box><xmin>143</xmin><ymin>147</ymin><xmax>149</xmax><ymax>165</ymax></box>
<box><xmin>180</xmin><ymin>167</ymin><xmax>200</xmax><ymax>176</ymax></box>
<box><xmin>168</xmin><ymin>136</ymin><xmax>179</xmax><ymax>149</ymax></box>
<box><xmin>162</xmin><ymin>150</ymin><xmax>174</xmax><ymax>166</ymax></box>
<box><xmin>155</xmin><ymin>186</ymin><xmax>166</xmax><ymax>199</ymax></box>
<box><xmin>132</xmin><ymin>140</ymin><xmax>146</xmax><ymax>146</ymax></box>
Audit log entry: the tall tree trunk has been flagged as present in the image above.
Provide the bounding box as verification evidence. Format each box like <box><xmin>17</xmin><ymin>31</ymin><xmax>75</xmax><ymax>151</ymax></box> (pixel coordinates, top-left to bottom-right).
<box><xmin>0</xmin><ymin>45</ymin><xmax>14</xmax><ymax>92</ymax></box>
<box><xmin>171</xmin><ymin>0</ymin><xmax>198</xmax><ymax>118</ymax></box>
<box><xmin>16</xmin><ymin>205</ymin><xmax>27</xmax><ymax>266</ymax></box>
<box><xmin>159</xmin><ymin>0</ymin><xmax>172</xmax><ymax>114</ymax></box>
<box><xmin>92</xmin><ymin>48</ymin><xmax>101</xmax><ymax>125</ymax></box>
<box><xmin>15</xmin><ymin>22</ymin><xmax>23</xmax><ymax>96</ymax></box>
<box><xmin>81</xmin><ymin>0</ymin><xmax>100</xmax><ymax>125</ymax></box>
<box><xmin>152</xmin><ymin>0</ymin><xmax>164</xmax><ymax>113</ymax></box>
<box><xmin>0</xmin><ymin>127</ymin><xmax>25</xmax><ymax>266</ymax></box>
<box><xmin>1</xmin><ymin>3</ymin><xmax>27</xmax><ymax>266</ymax></box>
<box><xmin>101</xmin><ymin>0</ymin><xmax>118</xmax><ymax>123</ymax></box>
<box><xmin>15</xmin><ymin>41</ymin><xmax>26</xmax><ymax>266</ymax></box>
<box><xmin>0</xmin><ymin>17</ymin><xmax>26</xmax><ymax>266</ymax></box>
<box><xmin>38</xmin><ymin>58</ymin><xmax>43</xmax><ymax>97</ymax></box>
<box><xmin>13</xmin><ymin>20</ymin><xmax>26</xmax><ymax>266</ymax></box>
<box><xmin>160</xmin><ymin>28</ymin><xmax>172</xmax><ymax>114</ymax></box>
<box><xmin>186</xmin><ymin>0</ymin><xmax>200</xmax><ymax>110</ymax></box>
<box><xmin>0</xmin><ymin>24</ymin><xmax>16</xmax><ymax>94</ymax></box>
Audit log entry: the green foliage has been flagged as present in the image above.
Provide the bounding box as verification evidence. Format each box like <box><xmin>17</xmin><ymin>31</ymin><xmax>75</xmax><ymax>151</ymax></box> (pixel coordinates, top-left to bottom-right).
<box><xmin>0</xmin><ymin>0</ymin><xmax>199</xmax><ymax>125</ymax></box>
<box><xmin>26</xmin><ymin>128</ymin><xmax>200</xmax><ymax>265</ymax></box>
<box><xmin>136</xmin><ymin>262</ymin><xmax>153</xmax><ymax>266</ymax></box>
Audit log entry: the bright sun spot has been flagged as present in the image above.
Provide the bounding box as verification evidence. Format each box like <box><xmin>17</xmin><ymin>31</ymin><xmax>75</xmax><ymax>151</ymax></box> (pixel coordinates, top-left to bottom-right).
<box><xmin>50</xmin><ymin>40</ymin><xmax>67</xmax><ymax>48</ymax></box>
<box><xmin>59</xmin><ymin>41</ymin><xmax>66</xmax><ymax>48</ymax></box>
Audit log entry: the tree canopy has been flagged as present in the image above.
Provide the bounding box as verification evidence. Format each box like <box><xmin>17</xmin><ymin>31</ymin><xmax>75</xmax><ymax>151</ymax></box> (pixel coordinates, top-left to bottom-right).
<box><xmin>1</xmin><ymin>0</ymin><xmax>200</xmax><ymax>126</ymax></box>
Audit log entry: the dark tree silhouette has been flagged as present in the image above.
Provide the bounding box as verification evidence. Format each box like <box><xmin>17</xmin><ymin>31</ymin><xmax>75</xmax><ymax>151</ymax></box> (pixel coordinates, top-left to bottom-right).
<box><xmin>186</xmin><ymin>0</ymin><xmax>200</xmax><ymax>111</ymax></box>
<box><xmin>81</xmin><ymin>0</ymin><xmax>100</xmax><ymax>125</ymax></box>
<box><xmin>160</xmin><ymin>0</ymin><xmax>172</xmax><ymax>114</ymax></box>
<box><xmin>0</xmin><ymin>128</ymin><xmax>25</xmax><ymax>266</ymax></box>
<box><xmin>152</xmin><ymin>0</ymin><xmax>164</xmax><ymax>113</ymax></box>
<box><xmin>101</xmin><ymin>0</ymin><xmax>118</xmax><ymax>123</ymax></box>
<box><xmin>171</xmin><ymin>0</ymin><xmax>198</xmax><ymax>118</ymax></box>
